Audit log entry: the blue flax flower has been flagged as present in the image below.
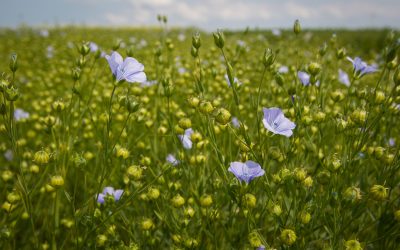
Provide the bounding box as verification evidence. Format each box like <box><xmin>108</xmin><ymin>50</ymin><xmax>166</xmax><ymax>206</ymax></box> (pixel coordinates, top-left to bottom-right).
<box><xmin>228</xmin><ymin>161</ymin><xmax>265</xmax><ymax>183</ymax></box>
<box><xmin>297</xmin><ymin>71</ymin><xmax>310</xmax><ymax>86</ymax></box>
<box><xmin>224</xmin><ymin>74</ymin><xmax>242</xmax><ymax>87</ymax></box>
<box><xmin>166</xmin><ymin>154</ymin><xmax>179</xmax><ymax>166</ymax></box>
<box><xmin>178</xmin><ymin>128</ymin><xmax>193</xmax><ymax>149</ymax></box>
<box><xmin>14</xmin><ymin>108</ymin><xmax>30</xmax><ymax>121</ymax></box>
<box><xmin>338</xmin><ymin>69</ymin><xmax>350</xmax><ymax>87</ymax></box>
<box><xmin>105</xmin><ymin>51</ymin><xmax>146</xmax><ymax>83</ymax></box>
<box><xmin>347</xmin><ymin>56</ymin><xmax>377</xmax><ymax>78</ymax></box>
<box><xmin>97</xmin><ymin>187</ymin><xmax>123</xmax><ymax>204</ymax></box>
<box><xmin>262</xmin><ymin>107</ymin><xmax>296</xmax><ymax>137</ymax></box>
<box><xmin>298</xmin><ymin>71</ymin><xmax>319</xmax><ymax>86</ymax></box>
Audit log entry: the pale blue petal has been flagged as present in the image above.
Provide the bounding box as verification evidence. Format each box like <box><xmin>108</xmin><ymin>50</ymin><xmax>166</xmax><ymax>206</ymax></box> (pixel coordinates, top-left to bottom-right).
<box><xmin>114</xmin><ymin>190</ymin><xmax>124</xmax><ymax>201</ymax></box>
<box><xmin>103</xmin><ymin>187</ymin><xmax>114</xmax><ymax>195</ymax></box>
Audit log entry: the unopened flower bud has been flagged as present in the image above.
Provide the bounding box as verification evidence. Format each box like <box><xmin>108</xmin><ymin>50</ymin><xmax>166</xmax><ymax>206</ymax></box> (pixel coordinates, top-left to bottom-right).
<box><xmin>171</xmin><ymin>194</ymin><xmax>185</xmax><ymax>207</ymax></box>
<box><xmin>319</xmin><ymin>42</ymin><xmax>328</xmax><ymax>56</ymax></box>
<box><xmin>275</xmin><ymin>73</ymin><xmax>284</xmax><ymax>86</ymax></box>
<box><xmin>199</xmin><ymin>100</ymin><xmax>214</xmax><ymax>114</ymax></box>
<box><xmin>215</xmin><ymin>108</ymin><xmax>231</xmax><ymax>125</ymax></box>
<box><xmin>192</xmin><ymin>32</ymin><xmax>201</xmax><ymax>49</ymax></box>
<box><xmin>126</xmin><ymin>165</ymin><xmax>142</xmax><ymax>180</ymax></box>
<box><xmin>370</xmin><ymin>184</ymin><xmax>388</xmax><ymax>201</ymax></box>
<box><xmin>281</xmin><ymin>229</ymin><xmax>297</xmax><ymax>246</ymax></box>
<box><xmin>188</xmin><ymin>96</ymin><xmax>200</xmax><ymax>107</ymax></box>
<box><xmin>263</xmin><ymin>48</ymin><xmax>275</xmax><ymax>68</ymax></box>
<box><xmin>96</xmin><ymin>235</ymin><xmax>107</xmax><ymax>247</ymax></box>
<box><xmin>33</xmin><ymin>150</ymin><xmax>50</xmax><ymax>164</ymax></box>
<box><xmin>299</xmin><ymin>211</ymin><xmax>311</xmax><ymax>224</ymax></box>
<box><xmin>52</xmin><ymin>100</ymin><xmax>65</xmax><ymax>112</ymax></box>
<box><xmin>336</xmin><ymin>47</ymin><xmax>346</xmax><ymax>59</ymax></box>
<box><xmin>343</xmin><ymin>186</ymin><xmax>362</xmax><ymax>202</ymax></box>
<box><xmin>308</xmin><ymin>62</ymin><xmax>321</xmax><ymax>75</ymax></box>
<box><xmin>112</xmin><ymin>40</ymin><xmax>121</xmax><ymax>51</ymax></box>
<box><xmin>344</xmin><ymin>239</ymin><xmax>362</xmax><ymax>250</ymax></box>
<box><xmin>116</xmin><ymin>147</ymin><xmax>130</xmax><ymax>159</ymax></box>
<box><xmin>191</xmin><ymin>46</ymin><xmax>198</xmax><ymax>58</ymax></box>
<box><xmin>178</xmin><ymin>117</ymin><xmax>192</xmax><ymax>129</ymax></box>
<box><xmin>126</xmin><ymin>45</ymin><xmax>134</xmax><ymax>57</ymax></box>
<box><xmin>141</xmin><ymin>218</ymin><xmax>154</xmax><ymax>230</ymax></box>
<box><xmin>9</xmin><ymin>53</ymin><xmax>18</xmax><ymax>72</ymax></box>
<box><xmin>50</xmin><ymin>175</ymin><xmax>64</xmax><ymax>188</ymax></box>
<box><xmin>5</xmin><ymin>86</ymin><xmax>19</xmax><ymax>101</ymax></box>
<box><xmin>79</xmin><ymin>42</ymin><xmax>90</xmax><ymax>56</ymax></box>
<box><xmin>184</xmin><ymin>206</ymin><xmax>195</xmax><ymax>217</ymax></box>
<box><xmin>0</xmin><ymin>79</ymin><xmax>9</xmax><ymax>92</ymax></box>
<box><xmin>200</xmin><ymin>194</ymin><xmax>213</xmax><ymax>207</ymax></box>
<box><xmin>243</xmin><ymin>193</ymin><xmax>256</xmax><ymax>208</ymax></box>
<box><xmin>72</xmin><ymin>67</ymin><xmax>81</xmax><ymax>81</ymax></box>
<box><xmin>293</xmin><ymin>20</ymin><xmax>301</xmax><ymax>35</ymax></box>
<box><xmin>375</xmin><ymin>91</ymin><xmax>385</xmax><ymax>104</ymax></box>
<box><xmin>213</xmin><ymin>30</ymin><xmax>225</xmax><ymax>49</ymax></box>
<box><xmin>271</xmin><ymin>204</ymin><xmax>282</xmax><ymax>216</ymax></box>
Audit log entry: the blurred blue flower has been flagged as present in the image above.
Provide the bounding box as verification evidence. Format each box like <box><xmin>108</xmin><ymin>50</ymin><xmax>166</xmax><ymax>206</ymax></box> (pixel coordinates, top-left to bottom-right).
<box><xmin>105</xmin><ymin>51</ymin><xmax>146</xmax><ymax>83</ymax></box>
<box><xmin>278</xmin><ymin>65</ymin><xmax>288</xmax><ymax>73</ymax></box>
<box><xmin>225</xmin><ymin>74</ymin><xmax>242</xmax><ymax>87</ymax></box>
<box><xmin>97</xmin><ymin>187</ymin><xmax>123</xmax><ymax>204</ymax></box>
<box><xmin>141</xmin><ymin>80</ymin><xmax>157</xmax><ymax>87</ymax></box>
<box><xmin>14</xmin><ymin>108</ymin><xmax>30</xmax><ymax>121</ymax></box>
<box><xmin>228</xmin><ymin>160</ymin><xmax>265</xmax><ymax>183</ymax></box>
<box><xmin>298</xmin><ymin>71</ymin><xmax>319</xmax><ymax>86</ymax></box>
<box><xmin>389</xmin><ymin>138</ymin><xmax>395</xmax><ymax>147</ymax></box>
<box><xmin>257</xmin><ymin>245</ymin><xmax>266</xmax><ymax>250</ymax></box>
<box><xmin>272</xmin><ymin>28</ymin><xmax>281</xmax><ymax>36</ymax></box>
<box><xmin>231</xmin><ymin>117</ymin><xmax>240</xmax><ymax>128</ymax></box>
<box><xmin>89</xmin><ymin>42</ymin><xmax>98</xmax><ymax>52</ymax></box>
<box><xmin>297</xmin><ymin>71</ymin><xmax>310</xmax><ymax>86</ymax></box>
<box><xmin>4</xmin><ymin>150</ymin><xmax>13</xmax><ymax>162</ymax></box>
<box><xmin>347</xmin><ymin>56</ymin><xmax>377</xmax><ymax>77</ymax></box>
<box><xmin>262</xmin><ymin>107</ymin><xmax>295</xmax><ymax>137</ymax></box>
<box><xmin>166</xmin><ymin>154</ymin><xmax>179</xmax><ymax>166</ymax></box>
<box><xmin>39</xmin><ymin>29</ymin><xmax>49</xmax><ymax>37</ymax></box>
<box><xmin>178</xmin><ymin>128</ymin><xmax>193</xmax><ymax>149</ymax></box>
<box><xmin>338</xmin><ymin>69</ymin><xmax>350</xmax><ymax>86</ymax></box>
<box><xmin>46</xmin><ymin>46</ymin><xmax>54</xmax><ymax>58</ymax></box>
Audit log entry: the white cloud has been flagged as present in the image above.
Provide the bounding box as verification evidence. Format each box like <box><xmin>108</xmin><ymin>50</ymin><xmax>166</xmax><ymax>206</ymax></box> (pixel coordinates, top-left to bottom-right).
<box><xmin>97</xmin><ymin>0</ymin><xmax>400</xmax><ymax>29</ymax></box>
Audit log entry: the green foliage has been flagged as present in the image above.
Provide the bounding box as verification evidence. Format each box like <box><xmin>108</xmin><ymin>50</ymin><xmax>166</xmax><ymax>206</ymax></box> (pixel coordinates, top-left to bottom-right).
<box><xmin>0</xmin><ymin>26</ymin><xmax>399</xmax><ymax>249</ymax></box>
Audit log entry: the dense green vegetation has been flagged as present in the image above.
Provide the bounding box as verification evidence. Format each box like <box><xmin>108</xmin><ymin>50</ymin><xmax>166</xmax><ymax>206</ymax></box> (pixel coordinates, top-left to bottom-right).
<box><xmin>0</xmin><ymin>25</ymin><xmax>399</xmax><ymax>249</ymax></box>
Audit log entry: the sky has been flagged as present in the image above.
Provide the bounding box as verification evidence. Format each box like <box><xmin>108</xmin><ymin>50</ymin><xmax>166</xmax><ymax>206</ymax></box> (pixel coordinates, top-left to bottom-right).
<box><xmin>0</xmin><ymin>0</ymin><xmax>399</xmax><ymax>31</ymax></box>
